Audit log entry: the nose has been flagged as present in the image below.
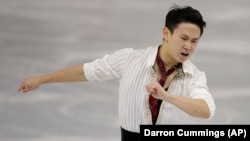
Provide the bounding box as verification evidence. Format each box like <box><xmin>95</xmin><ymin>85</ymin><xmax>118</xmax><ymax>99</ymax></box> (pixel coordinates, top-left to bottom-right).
<box><xmin>183</xmin><ymin>41</ymin><xmax>192</xmax><ymax>50</ymax></box>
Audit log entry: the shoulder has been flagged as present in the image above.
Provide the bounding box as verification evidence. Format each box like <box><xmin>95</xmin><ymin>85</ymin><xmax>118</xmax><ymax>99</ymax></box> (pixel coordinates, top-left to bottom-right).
<box><xmin>183</xmin><ymin>60</ymin><xmax>203</xmax><ymax>76</ymax></box>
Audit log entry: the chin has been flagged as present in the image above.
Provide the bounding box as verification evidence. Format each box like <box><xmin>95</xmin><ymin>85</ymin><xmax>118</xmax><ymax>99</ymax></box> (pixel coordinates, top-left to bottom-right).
<box><xmin>178</xmin><ymin>56</ymin><xmax>190</xmax><ymax>63</ymax></box>
<box><xmin>178</xmin><ymin>58</ymin><xmax>187</xmax><ymax>63</ymax></box>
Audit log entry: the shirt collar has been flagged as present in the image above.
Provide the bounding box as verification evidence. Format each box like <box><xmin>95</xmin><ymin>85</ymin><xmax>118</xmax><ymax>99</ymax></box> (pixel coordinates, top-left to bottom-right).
<box><xmin>146</xmin><ymin>45</ymin><xmax>194</xmax><ymax>77</ymax></box>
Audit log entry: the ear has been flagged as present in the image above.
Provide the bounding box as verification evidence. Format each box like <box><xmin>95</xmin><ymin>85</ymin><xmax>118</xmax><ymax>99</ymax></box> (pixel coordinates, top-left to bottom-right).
<box><xmin>162</xmin><ymin>27</ymin><xmax>170</xmax><ymax>41</ymax></box>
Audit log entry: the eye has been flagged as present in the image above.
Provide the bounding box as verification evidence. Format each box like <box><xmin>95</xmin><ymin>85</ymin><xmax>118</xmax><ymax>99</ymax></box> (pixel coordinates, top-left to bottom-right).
<box><xmin>181</xmin><ymin>37</ymin><xmax>188</xmax><ymax>41</ymax></box>
<box><xmin>191</xmin><ymin>40</ymin><xmax>198</xmax><ymax>43</ymax></box>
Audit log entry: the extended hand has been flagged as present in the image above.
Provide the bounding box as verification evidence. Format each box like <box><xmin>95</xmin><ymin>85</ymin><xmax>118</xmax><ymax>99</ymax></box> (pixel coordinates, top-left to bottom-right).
<box><xmin>18</xmin><ymin>76</ymin><xmax>41</xmax><ymax>93</ymax></box>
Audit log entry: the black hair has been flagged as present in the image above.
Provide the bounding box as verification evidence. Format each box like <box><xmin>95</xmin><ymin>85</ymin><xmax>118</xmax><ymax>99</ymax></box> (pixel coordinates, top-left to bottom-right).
<box><xmin>165</xmin><ymin>4</ymin><xmax>206</xmax><ymax>36</ymax></box>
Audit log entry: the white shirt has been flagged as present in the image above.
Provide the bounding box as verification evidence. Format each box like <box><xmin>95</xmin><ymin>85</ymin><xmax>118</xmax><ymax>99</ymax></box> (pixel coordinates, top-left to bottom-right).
<box><xmin>83</xmin><ymin>46</ymin><xmax>216</xmax><ymax>133</ymax></box>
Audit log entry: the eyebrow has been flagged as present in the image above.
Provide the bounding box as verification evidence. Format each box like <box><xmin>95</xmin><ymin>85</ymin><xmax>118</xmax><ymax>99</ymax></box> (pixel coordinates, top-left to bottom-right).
<box><xmin>180</xmin><ymin>34</ymin><xmax>200</xmax><ymax>40</ymax></box>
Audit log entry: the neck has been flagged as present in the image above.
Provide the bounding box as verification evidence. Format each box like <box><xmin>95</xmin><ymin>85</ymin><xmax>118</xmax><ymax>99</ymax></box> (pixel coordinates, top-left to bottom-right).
<box><xmin>159</xmin><ymin>45</ymin><xmax>178</xmax><ymax>67</ymax></box>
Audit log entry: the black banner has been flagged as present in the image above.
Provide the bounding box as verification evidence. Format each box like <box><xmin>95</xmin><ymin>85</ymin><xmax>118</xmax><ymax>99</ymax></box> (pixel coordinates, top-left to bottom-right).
<box><xmin>140</xmin><ymin>125</ymin><xmax>249</xmax><ymax>141</ymax></box>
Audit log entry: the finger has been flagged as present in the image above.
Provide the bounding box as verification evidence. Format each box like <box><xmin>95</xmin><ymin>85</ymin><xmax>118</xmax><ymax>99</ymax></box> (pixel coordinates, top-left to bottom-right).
<box><xmin>145</xmin><ymin>84</ymin><xmax>152</xmax><ymax>91</ymax></box>
<box><xmin>22</xmin><ymin>86</ymin><xmax>30</xmax><ymax>93</ymax></box>
<box><xmin>150</xmin><ymin>93</ymin><xmax>159</xmax><ymax>99</ymax></box>
<box><xmin>18</xmin><ymin>84</ymin><xmax>29</xmax><ymax>93</ymax></box>
<box><xmin>148</xmin><ymin>88</ymin><xmax>156</xmax><ymax>93</ymax></box>
<box><xmin>18</xmin><ymin>83</ymin><xmax>25</xmax><ymax>92</ymax></box>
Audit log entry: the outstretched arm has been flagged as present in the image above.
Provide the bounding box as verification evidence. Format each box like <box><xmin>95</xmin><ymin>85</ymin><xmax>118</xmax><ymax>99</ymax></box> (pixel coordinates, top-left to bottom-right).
<box><xmin>18</xmin><ymin>64</ymin><xmax>88</xmax><ymax>93</ymax></box>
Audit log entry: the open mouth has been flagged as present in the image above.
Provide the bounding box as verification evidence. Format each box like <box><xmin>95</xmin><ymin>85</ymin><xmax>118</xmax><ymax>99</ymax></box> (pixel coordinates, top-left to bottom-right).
<box><xmin>181</xmin><ymin>52</ymin><xmax>189</xmax><ymax>57</ymax></box>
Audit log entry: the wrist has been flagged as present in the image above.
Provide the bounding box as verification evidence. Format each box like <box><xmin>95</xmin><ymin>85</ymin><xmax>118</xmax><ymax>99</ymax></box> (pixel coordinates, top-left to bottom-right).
<box><xmin>163</xmin><ymin>91</ymin><xmax>171</xmax><ymax>102</ymax></box>
<box><xmin>38</xmin><ymin>74</ymin><xmax>48</xmax><ymax>85</ymax></box>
